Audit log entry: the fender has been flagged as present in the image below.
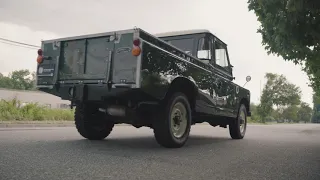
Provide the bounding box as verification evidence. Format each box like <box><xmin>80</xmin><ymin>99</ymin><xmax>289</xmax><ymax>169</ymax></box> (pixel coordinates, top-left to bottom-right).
<box><xmin>140</xmin><ymin>73</ymin><xmax>198</xmax><ymax>101</ymax></box>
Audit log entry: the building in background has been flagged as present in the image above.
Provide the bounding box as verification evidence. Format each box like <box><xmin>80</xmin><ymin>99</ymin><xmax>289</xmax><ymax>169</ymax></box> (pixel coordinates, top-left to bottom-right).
<box><xmin>0</xmin><ymin>88</ymin><xmax>70</xmax><ymax>109</ymax></box>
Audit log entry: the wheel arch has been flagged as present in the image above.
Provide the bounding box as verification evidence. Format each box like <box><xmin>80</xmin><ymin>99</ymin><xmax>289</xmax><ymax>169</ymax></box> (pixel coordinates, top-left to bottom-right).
<box><xmin>239</xmin><ymin>97</ymin><xmax>250</xmax><ymax>116</ymax></box>
<box><xmin>164</xmin><ymin>76</ymin><xmax>198</xmax><ymax>110</ymax></box>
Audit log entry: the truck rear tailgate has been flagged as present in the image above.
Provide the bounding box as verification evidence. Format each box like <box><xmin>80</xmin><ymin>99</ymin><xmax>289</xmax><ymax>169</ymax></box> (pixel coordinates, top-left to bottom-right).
<box><xmin>59</xmin><ymin>37</ymin><xmax>113</xmax><ymax>80</ymax></box>
<box><xmin>37</xmin><ymin>30</ymin><xmax>139</xmax><ymax>87</ymax></box>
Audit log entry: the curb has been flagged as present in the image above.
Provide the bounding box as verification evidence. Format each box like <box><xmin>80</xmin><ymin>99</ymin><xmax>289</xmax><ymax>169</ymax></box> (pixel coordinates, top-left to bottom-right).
<box><xmin>0</xmin><ymin>122</ymin><xmax>270</xmax><ymax>128</ymax></box>
<box><xmin>0</xmin><ymin>123</ymin><xmax>74</xmax><ymax>128</ymax></box>
<box><xmin>0</xmin><ymin>123</ymin><xmax>133</xmax><ymax>128</ymax></box>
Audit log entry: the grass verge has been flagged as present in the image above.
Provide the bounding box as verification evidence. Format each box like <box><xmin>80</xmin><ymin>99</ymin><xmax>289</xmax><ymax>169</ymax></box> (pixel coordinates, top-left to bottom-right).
<box><xmin>0</xmin><ymin>98</ymin><xmax>277</xmax><ymax>126</ymax></box>
<box><xmin>0</xmin><ymin>120</ymin><xmax>73</xmax><ymax>124</ymax></box>
<box><xmin>0</xmin><ymin>98</ymin><xmax>74</xmax><ymax>121</ymax></box>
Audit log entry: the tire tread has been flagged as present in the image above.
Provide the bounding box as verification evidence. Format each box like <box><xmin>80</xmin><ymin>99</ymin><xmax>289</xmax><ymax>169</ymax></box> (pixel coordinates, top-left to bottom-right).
<box><xmin>153</xmin><ymin>92</ymin><xmax>191</xmax><ymax>148</ymax></box>
<box><xmin>74</xmin><ymin>104</ymin><xmax>114</xmax><ymax>140</ymax></box>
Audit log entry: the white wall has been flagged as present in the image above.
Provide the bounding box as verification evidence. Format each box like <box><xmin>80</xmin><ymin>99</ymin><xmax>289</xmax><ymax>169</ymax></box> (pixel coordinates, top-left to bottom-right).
<box><xmin>0</xmin><ymin>88</ymin><xmax>70</xmax><ymax>109</ymax></box>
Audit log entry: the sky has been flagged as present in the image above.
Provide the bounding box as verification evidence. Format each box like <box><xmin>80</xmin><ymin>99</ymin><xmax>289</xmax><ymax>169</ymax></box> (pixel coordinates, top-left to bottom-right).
<box><xmin>0</xmin><ymin>0</ymin><xmax>314</xmax><ymax>106</ymax></box>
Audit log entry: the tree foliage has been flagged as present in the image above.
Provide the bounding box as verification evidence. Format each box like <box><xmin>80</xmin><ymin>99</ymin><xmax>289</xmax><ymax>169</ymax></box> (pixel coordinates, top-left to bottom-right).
<box><xmin>282</xmin><ymin>105</ymin><xmax>299</xmax><ymax>123</ymax></box>
<box><xmin>248</xmin><ymin>0</ymin><xmax>320</xmax><ymax>94</ymax></box>
<box><xmin>0</xmin><ymin>69</ymin><xmax>36</xmax><ymax>90</ymax></box>
<box><xmin>248</xmin><ymin>103</ymin><xmax>260</xmax><ymax>122</ymax></box>
<box><xmin>257</xmin><ymin>73</ymin><xmax>302</xmax><ymax>122</ymax></box>
<box><xmin>264</xmin><ymin>73</ymin><xmax>301</xmax><ymax>106</ymax></box>
<box><xmin>311</xmin><ymin>93</ymin><xmax>320</xmax><ymax>123</ymax></box>
<box><xmin>297</xmin><ymin>102</ymin><xmax>313</xmax><ymax>123</ymax></box>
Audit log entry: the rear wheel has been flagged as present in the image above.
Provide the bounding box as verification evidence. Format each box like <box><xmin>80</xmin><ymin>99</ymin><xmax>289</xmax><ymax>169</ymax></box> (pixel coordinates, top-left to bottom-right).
<box><xmin>75</xmin><ymin>103</ymin><xmax>114</xmax><ymax>140</ymax></box>
<box><xmin>153</xmin><ymin>92</ymin><xmax>192</xmax><ymax>148</ymax></box>
<box><xmin>229</xmin><ymin>104</ymin><xmax>247</xmax><ymax>139</ymax></box>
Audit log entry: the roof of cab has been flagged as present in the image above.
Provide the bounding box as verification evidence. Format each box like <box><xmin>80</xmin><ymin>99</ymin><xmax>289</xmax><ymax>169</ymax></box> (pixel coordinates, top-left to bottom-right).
<box><xmin>154</xmin><ymin>29</ymin><xmax>227</xmax><ymax>46</ymax></box>
<box><xmin>154</xmin><ymin>29</ymin><xmax>211</xmax><ymax>37</ymax></box>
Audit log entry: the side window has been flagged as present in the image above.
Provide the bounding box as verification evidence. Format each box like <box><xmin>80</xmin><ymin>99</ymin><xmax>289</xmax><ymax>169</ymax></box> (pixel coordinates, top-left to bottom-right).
<box><xmin>197</xmin><ymin>37</ymin><xmax>212</xmax><ymax>60</ymax></box>
<box><xmin>214</xmin><ymin>40</ymin><xmax>229</xmax><ymax>68</ymax></box>
<box><xmin>167</xmin><ymin>38</ymin><xmax>194</xmax><ymax>56</ymax></box>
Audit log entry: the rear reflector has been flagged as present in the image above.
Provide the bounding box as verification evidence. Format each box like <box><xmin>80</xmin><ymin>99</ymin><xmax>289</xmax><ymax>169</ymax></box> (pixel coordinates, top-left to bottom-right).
<box><xmin>37</xmin><ymin>55</ymin><xmax>43</xmax><ymax>64</ymax></box>
<box><xmin>132</xmin><ymin>47</ymin><xmax>141</xmax><ymax>56</ymax></box>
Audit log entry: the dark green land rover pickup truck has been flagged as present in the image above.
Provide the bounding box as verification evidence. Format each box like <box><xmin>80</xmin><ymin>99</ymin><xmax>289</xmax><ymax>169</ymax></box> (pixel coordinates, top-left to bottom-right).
<box><xmin>36</xmin><ymin>28</ymin><xmax>251</xmax><ymax>148</ymax></box>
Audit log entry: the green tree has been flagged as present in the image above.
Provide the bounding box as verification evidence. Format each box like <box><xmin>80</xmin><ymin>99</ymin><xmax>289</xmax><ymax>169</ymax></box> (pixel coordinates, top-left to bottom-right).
<box><xmin>282</xmin><ymin>105</ymin><xmax>299</xmax><ymax>123</ymax></box>
<box><xmin>257</xmin><ymin>73</ymin><xmax>301</xmax><ymax>122</ymax></box>
<box><xmin>249</xmin><ymin>103</ymin><xmax>260</xmax><ymax>122</ymax></box>
<box><xmin>312</xmin><ymin>112</ymin><xmax>320</xmax><ymax>123</ymax></box>
<box><xmin>247</xmin><ymin>0</ymin><xmax>320</xmax><ymax>95</ymax></box>
<box><xmin>297</xmin><ymin>102</ymin><xmax>313</xmax><ymax>123</ymax></box>
<box><xmin>257</xmin><ymin>94</ymin><xmax>273</xmax><ymax>123</ymax></box>
<box><xmin>311</xmin><ymin>93</ymin><xmax>320</xmax><ymax>123</ymax></box>
<box><xmin>0</xmin><ymin>69</ymin><xmax>36</xmax><ymax>90</ymax></box>
<box><xmin>0</xmin><ymin>74</ymin><xmax>14</xmax><ymax>89</ymax></box>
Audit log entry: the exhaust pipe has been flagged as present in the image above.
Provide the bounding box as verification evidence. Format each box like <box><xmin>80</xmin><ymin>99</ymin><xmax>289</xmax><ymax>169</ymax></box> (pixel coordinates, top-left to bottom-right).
<box><xmin>104</xmin><ymin>106</ymin><xmax>126</xmax><ymax>117</ymax></box>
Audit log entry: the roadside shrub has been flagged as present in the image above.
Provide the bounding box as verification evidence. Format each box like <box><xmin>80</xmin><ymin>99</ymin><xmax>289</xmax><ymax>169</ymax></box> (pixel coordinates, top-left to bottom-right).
<box><xmin>0</xmin><ymin>98</ymin><xmax>74</xmax><ymax>121</ymax></box>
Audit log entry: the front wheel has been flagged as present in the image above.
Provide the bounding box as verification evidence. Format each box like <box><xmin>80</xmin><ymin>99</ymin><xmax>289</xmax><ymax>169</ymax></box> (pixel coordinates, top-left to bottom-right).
<box><xmin>153</xmin><ymin>92</ymin><xmax>192</xmax><ymax>148</ymax></box>
<box><xmin>229</xmin><ymin>104</ymin><xmax>247</xmax><ymax>139</ymax></box>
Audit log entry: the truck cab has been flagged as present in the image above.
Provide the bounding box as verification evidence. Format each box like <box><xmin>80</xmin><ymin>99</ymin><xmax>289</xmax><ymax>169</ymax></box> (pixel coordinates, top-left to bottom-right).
<box><xmin>154</xmin><ymin>30</ymin><xmax>250</xmax><ymax>118</ymax></box>
<box><xmin>158</xmin><ymin>30</ymin><xmax>233</xmax><ymax>79</ymax></box>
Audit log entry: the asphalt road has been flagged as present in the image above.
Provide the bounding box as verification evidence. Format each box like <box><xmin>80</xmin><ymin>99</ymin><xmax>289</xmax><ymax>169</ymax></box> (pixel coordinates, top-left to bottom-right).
<box><xmin>1</xmin><ymin>124</ymin><xmax>320</xmax><ymax>180</ymax></box>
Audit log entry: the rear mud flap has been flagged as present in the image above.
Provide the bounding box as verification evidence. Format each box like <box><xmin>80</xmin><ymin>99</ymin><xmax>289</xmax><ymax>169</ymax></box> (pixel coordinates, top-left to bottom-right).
<box><xmin>73</xmin><ymin>84</ymin><xmax>88</xmax><ymax>101</ymax></box>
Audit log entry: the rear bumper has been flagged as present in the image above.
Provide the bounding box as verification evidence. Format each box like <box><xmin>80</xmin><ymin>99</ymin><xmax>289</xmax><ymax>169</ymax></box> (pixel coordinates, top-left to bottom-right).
<box><xmin>38</xmin><ymin>83</ymin><xmax>159</xmax><ymax>103</ymax></box>
<box><xmin>58</xmin><ymin>83</ymin><xmax>136</xmax><ymax>101</ymax></box>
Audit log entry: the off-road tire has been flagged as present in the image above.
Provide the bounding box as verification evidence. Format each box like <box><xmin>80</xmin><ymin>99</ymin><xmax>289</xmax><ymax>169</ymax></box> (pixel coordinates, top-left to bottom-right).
<box><xmin>75</xmin><ymin>103</ymin><xmax>114</xmax><ymax>140</ymax></box>
<box><xmin>153</xmin><ymin>92</ymin><xmax>192</xmax><ymax>148</ymax></box>
<box><xmin>229</xmin><ymin>104</ymin><xmax>247</xmax><ymax>139</ymax></box>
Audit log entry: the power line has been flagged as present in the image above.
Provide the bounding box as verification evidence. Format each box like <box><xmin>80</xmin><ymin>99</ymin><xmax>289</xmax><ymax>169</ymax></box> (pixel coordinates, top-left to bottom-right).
<box><xmin>0</xmin><ymin>37</ymin><xmax>40</xmax><ymax>48</ymax></box>
<box><xmin>0</xmin><ymin>40</ymin><xmax>39</xmax><ymax>50</ymax></box>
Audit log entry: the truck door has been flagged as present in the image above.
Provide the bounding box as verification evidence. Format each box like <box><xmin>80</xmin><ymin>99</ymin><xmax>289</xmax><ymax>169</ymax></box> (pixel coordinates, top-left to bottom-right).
<box><xmin>213</xmin><ymin>39</ymin><xmax>235</xmax><ymax>117</ymax></box>
<box><xmin>196</xmin><ymin>36</ymin><xmax>219</xmax><ymax>115</ymax></box>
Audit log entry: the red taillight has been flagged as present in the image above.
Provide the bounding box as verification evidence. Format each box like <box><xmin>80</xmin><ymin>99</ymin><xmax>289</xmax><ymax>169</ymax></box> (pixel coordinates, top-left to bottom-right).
<box><xmin>37</xmin><ymin>56</ymin><xmax>43</xmax><ymax>64</ymax></box>
<box><xmin>38</xmin><ymin>49</ymin><xmax>43</xmax><ymax>56</ymax></box>
<box><xmin>133</xmin><ymin>39</ymin><xmax>140</xmax><ymax>46</ymax></box>
<box><xmin>37</xmin><ymin>49</ymin><xmax>43</xmax><ymax>64</ymax></box>
<box><xmin>132</xmin><ymin>39</ymin><xmax>141</xmax><ymax>56</ymax></box>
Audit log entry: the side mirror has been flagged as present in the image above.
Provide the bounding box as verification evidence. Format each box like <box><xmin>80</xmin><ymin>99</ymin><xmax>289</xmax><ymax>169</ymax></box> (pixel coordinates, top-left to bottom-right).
<box><xmin>243</xmin><ymin>75</ymin><xmax>251</xmax><ymax>87</ymax></box>
<box><xmin>246</xmin><ymin>76</ymin><xmax>251</xmax><ymax>82</ymax></box>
